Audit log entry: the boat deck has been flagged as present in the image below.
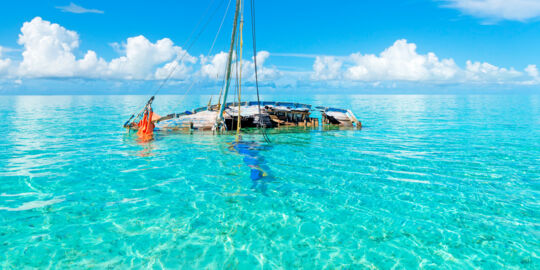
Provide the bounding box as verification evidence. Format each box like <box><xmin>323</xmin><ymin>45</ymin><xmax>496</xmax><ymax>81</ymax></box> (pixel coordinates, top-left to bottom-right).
<box><xmin>140</xmin><ymin>101</ymin><xmax>361</xmax><ymax>132</ymax></box>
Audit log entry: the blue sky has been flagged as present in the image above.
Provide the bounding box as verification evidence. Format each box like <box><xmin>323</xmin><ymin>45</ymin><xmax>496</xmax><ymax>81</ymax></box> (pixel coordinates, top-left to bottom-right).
<box><xmin>0</xmin><ymin>0</ymin><xmax>539</xmax><ymax>94</ymax></box>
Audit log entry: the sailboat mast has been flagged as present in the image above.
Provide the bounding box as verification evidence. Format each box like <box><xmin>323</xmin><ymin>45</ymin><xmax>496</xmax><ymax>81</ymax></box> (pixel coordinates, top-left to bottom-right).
<box><xmin>217</xmin><ymin>0</ymin><xmax>242</xmax><ymax>125</ymax></box>
<box><xmin>236</xmin><ymin>0</ymin><xmax>244</xmax><ymax>135</ymax></box>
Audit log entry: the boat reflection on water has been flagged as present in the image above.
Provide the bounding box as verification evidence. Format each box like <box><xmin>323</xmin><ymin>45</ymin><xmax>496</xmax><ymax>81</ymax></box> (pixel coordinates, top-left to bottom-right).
<box><xmin>228</xmin><ymin>136</ymin><xmax>273</xmax><ymax>193</ymax></box>
<box><xmin>123</xmin><ymin>129</ymin><xmax>157</xmax><ymax>157</ymax></box>
<box><xmin>135</xmin><ymin>139</ymin><xmax>156</xmax><ymax>157</ymax></box>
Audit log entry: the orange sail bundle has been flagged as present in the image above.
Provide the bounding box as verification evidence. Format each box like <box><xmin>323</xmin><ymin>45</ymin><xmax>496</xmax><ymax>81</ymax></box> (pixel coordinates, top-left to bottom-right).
<box><xmin>137</xmin><ymin>108</ymin><xmax>154</xmax><ymax>139</ymax></box>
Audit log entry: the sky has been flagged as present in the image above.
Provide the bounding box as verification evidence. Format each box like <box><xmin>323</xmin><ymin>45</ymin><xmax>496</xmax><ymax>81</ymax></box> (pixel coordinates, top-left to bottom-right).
<box><xmin>0</xmin><ymin>0</ymin><xmax>539</xmax><ymax>94</ymax></box>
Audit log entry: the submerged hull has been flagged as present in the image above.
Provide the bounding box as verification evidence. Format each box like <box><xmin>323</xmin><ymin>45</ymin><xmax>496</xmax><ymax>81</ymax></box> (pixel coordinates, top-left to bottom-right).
<box><xmin>149</xmin><ymin>101</ymin><xmax>361</xmax><ymax>132</ymax></box>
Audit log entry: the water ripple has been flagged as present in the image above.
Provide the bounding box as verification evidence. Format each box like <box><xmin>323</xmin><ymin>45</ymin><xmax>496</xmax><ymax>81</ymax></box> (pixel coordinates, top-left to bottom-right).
<box><xmin>0</xmin><ymin>95</ymin><xmax>539</xmax><ymax>268</ymax></box>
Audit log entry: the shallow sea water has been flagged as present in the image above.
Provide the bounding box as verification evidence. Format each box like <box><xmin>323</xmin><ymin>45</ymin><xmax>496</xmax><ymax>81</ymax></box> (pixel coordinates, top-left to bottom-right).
<box><xmin>0</xmin><ymin>94</ymin><xmax>539</xmax><ymax>269</ymax></box>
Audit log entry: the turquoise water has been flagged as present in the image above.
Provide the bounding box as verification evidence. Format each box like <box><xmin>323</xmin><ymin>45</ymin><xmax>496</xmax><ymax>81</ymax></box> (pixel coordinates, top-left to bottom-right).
<box><xmin>1</xmin><ymin>94</ymin><xmax>539</xmax><ymax>269</ymax></box>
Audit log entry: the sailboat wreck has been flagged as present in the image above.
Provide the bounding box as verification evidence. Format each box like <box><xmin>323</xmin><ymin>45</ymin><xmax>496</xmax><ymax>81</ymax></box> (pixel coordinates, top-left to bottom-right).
<box><xmin>123</xmin><ymin>0</ymin><xmax>361</xmax><ymax>135</ymax></box>
<box><xmin>150</xmin><ymin>101</ymin><xmax>361</xmax><ymax>131</ymax></box>
<box><xmin>125</xmin><ymin>100</ymin><xmax>361</xmax><ymax>132</ymax></box>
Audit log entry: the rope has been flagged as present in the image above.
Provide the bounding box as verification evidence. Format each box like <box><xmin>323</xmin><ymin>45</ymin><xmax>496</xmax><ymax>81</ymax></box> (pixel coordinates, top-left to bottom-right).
<box><xmin>123</xmin><ymin>96</ymin><xmax>155</xmax><ymax>127</ymax></box>
<box><xmin>206</xmin><ymin>0</ymin><xmax>233</xmax><ymax>110</ymax></box>
<box><xmin>169</xmin><ymin>0</ymin><xmax>233</xmax><ymax>107</ymax></box>
<box><xmin>208</xmin><ymin>0</ymin><xmax>233</xmax><ymax>58</ymax></box>
<box><xmin>216</xmin><ymin>0</ymin><xmax>242</xmax><ymax>125</ymax></box>
<box><xmin>124</xmin><ymin>0</ymin><xmax>231</xmax><ymax>127</ymax></box>
<box><xmin>124</xmin><ymin>0</ymin><xmax>225</xmax><ymax>127</ymax></box>
<box><xmin>234</xmin><ymin>25</ymin><xmax>242</xmax><ymax>133</ymax></box>
<box><xmin>152</xmin><ymin>0</ymin><xmax>225</xmax><ymax>97</ymax></box>
<box><xmin>236</xmin><ymin>1</ymin><xmax>244</xmax><ymax>137</ymax></box>
<box><xmin>250</xmin><ymin>0</ymin><xmax>270</xmax><ymax>143</ymax></box>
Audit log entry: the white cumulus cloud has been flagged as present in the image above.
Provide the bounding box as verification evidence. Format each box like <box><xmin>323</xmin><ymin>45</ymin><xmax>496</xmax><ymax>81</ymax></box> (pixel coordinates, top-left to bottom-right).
<box><xmin>523</xmin><ymin>64</ymin><xmax>540</xmax><ymax>84</ymax></box>
<box><xmin>464</xmin><ymin>60</ymin><xmax>521</xmax><ymax>82</ymax></box>
<box><xmin>344</xmin><ymin>39</ymin><xmax>459</xmax><ymax>82</ymax></box>
<box><xmin>444</xmin><ymin>0</ymin><xmax>540</xmax><ymax>21</ymax></box>
<box><xmin>313</xmin><ymin>56</ymin><xmax>343</xmax><ymax>80</ymax></box>
<box><xmin>0</xmin><ymin>47</ymin><xmax>12</xmax><ymax>75</ymax></box>
<box><xmin>7</xmin><ymin>17</ymin><xmax>276</xmax><ymax>85</ymax></box>
<box><xmin>199</xmin><ymin>50</ymin><xmax>278</xmax><ymax>82</ymax></box>
<box><xmin>312</xmin><ymin>39</ymin><xmax>539</xmax><ymax>85</ymax></box>
<box><xmin>242</xmin><ymin>51</ymin><xmax>280</xmax><ymax>81</ymax></box>
<box><xmin>17</xmin><ymin>17</ymin><xmax>107</xmax><ymax>78</ymax></box>
<box><xmin>1</xmin><ymin>17</ymin><xmax>539</xmax><ymax>90</ymax></box>
<box><xmin>14</xmin><ymin>17</ymin><xmax>196</xmax><ymax>80</ymax></box>
<box><xmin>155</xmin><ymin>60</ymin><xmax>193</xmax><ymax>80</ymax></box>
<box><xmin>525</xmin><ymin>64</ymin><xmax>539</xmax><ymax>78</ymax></box>
<box><xmin>108</xmin><ymin>35</ymin><xmax>194</xmax><ymax>80</ymax></box>
<box><xmin>200</xmin><ymin>51</ymin><xmax>229</xmax><ymax>80</ymax></box>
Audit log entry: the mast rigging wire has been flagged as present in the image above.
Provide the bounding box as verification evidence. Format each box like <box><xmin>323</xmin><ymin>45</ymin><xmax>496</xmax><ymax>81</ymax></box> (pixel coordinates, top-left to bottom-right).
<box><xmin>127</xmin><ymin>0</ymin><xmax>271</xmax><ymax>144</ymax></box>
<box><xmin>216</xmin><ymin>0</ymin><xmax>242</xmax><ymax>126</ymax></box>
<box><xmin>125</xmin><ymin>0</ymin><xmax>224</xmax><ymax>126</ymax></box>
<box><xmin>250</xmin><ymin>0</ymin><xmax>270</xmax><ymax>143</ymax></box>
<box><xmin>152</xmin><ymin>0</ymin><xmax>226</xmax><ymax>97</ymax></box>
<box><xmin>173</xmin><ymin>0</ymin><xmax>233</xmax><ymax>112</ymax></box>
